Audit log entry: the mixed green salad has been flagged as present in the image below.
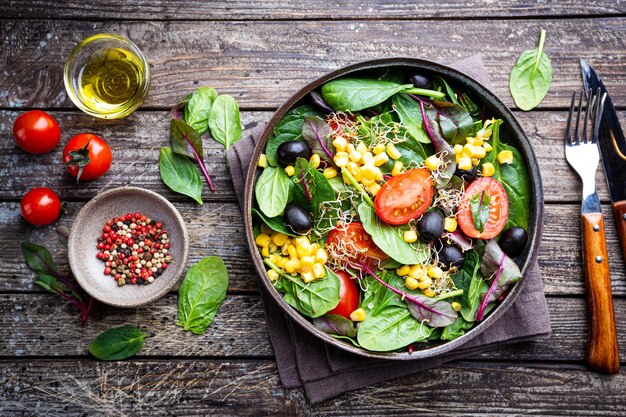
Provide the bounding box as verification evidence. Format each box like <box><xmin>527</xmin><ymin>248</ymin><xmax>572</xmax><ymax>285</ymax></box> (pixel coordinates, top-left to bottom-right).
<box><xmin>252</xmin><ymin>70</ymin><xmax>532</xmax><ymax>352</ymax></box>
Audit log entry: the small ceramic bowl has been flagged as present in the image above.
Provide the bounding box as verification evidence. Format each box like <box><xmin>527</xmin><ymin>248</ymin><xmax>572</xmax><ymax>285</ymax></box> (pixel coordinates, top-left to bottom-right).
<box><xmin>68</xmin><ymin>187</ymin><xmax>189</xmax><ymax>307</ymax></box>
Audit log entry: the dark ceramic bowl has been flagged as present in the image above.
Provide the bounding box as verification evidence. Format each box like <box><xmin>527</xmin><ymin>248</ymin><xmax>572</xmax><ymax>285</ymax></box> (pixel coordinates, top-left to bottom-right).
<box><xmin>68</xmin><ymin>187</ymin><xmax>189</xmax><ymax>307</ymax></box>
<box><xmin>244</xmin><ymin>58</ymin><xmax>544</xmax><ymax>359</ymax></box>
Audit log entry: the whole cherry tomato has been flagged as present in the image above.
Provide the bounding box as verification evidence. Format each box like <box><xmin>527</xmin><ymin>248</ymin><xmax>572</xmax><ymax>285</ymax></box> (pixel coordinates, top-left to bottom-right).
<box><xmin>327</xmin><ymin>270</ymin><xmax>359</xmax><ymax>319</ymax></box>
<box><xmin>63</xmin><ymin>133</ymin><xmax>112</xmax><ymax>181</ymax></box>
<box><xmin>20</xmin><ymin>188</ymin><xmax>61</xmax><ymax>226</ymax></box>
<box><xmin>12</xmin><ymin>110</ymin><xmax>61</xmax><ymax>154</ymax></box>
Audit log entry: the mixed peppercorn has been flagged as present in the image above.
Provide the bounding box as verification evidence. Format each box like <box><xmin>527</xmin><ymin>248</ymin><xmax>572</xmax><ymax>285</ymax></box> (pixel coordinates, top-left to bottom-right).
<box><xmin>96</xmin><ymin>212</ymin><xmax>173</xmax><ymax>286</ymax></box>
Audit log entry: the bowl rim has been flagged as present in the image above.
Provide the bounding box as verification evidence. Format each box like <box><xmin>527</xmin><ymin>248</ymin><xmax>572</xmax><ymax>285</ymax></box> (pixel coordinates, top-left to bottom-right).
<box><xmin>244</xmin><ymin>57</ymin><xmax>544</xmax><ymax>360</ymax></box>
<box><xmin>68</xmin><ymin>186</ymin><xmax>189</xmax><ymax>307</ymax></box>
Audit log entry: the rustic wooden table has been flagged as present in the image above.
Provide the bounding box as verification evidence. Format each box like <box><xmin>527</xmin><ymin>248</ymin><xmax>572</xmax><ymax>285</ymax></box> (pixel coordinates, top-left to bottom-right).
<box><xmin>1</xmin><ymin>1</ymin><xmax>626</xmax><ymax>415</ymax></box>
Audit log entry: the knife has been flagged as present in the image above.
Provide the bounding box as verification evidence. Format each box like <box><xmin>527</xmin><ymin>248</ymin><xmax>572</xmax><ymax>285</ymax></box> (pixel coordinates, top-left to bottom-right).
<box><xmin>581</xmin><ymin>59</ymin><xmax>626</xmax><ymax>264</ymax></box>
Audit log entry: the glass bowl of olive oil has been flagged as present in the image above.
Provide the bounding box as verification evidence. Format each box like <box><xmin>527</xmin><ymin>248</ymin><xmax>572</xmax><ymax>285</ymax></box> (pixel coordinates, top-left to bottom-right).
<box><xmin>64</xmin><ymin>34</ymin><xmax>151</xmax><ymax>119</ymax></box>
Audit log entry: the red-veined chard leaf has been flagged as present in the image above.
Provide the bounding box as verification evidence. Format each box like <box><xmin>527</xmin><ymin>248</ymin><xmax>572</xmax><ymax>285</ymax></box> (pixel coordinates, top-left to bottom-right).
<box><xmin>313</xmin><ymin>314</ymin><xmax>358</xmax><ymax>338</ymax></box>
<box><xmin>420</xmin><ymin>101</ymin><xmax>456</xmax><ymax>189</ymax></box>
<box><xmin>170</xmin><ymin>119</ymin><xmax>215</xmax><ymax>192</ymax></box>
<box><xmin>301</xmin><ymin>116</ymin><xmax>335</xmax><ymax>162</ymax></box>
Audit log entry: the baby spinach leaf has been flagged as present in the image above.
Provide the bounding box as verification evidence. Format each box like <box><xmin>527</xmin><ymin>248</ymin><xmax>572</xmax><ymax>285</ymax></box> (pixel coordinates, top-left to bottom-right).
<box><xmin>251</xmin><ymin>208</ymin><xmax>297</xmax><ymax>237</ymax></box>
<box><xmin>177</xmin><ymin>256</ymin><xmax>229</xmax><ymax>334</ymax></box>
<box><xmin>440</xmin><ymin>317</ymin><xmax>473</xmax><ymax>341</ymax></box>
<box><xmin>433</xmin><ymin>76</ymin><xmax>460</xmax><ymax>105</ymax></box>
<box><xmin>266</xmin><ymin>105</ymin><xmax>321</xmax><ymax>166</ymax></box>
<box><xmin>358</xmin><ymin>202</ymin><xmax>429</xmax><ymax>265</ymax></box>
<box><xmin>321</xmin><ymin>78</ymin><xmax>415</xmax><ymax>112</ymax></box>
<box><xmin>476</xmin><ymin>240</ymin><xmax>522</xmax><ymax>321</ymax></box>
<box><xmin>301</xmin><ymin>116</ymin><xmax>335</xmax><ymax>162</ymax></box>
<box><xmin>208</xmin><ymin>94</ymin><xmax>242</xmax><ymax>149</ymax></box>
<box><xmin>470</xmin><ymin>190</ymin><xmax>491</xmax><ymax>232</ymax></box>
<box><xmin>159</xmin><ymin>147</ymin><xmax>203</xmax><ymax>205</ymax></box>
<box><xmin>313</xmin><ymin>314</ymin><xmax>358</xmax><ymax>338</ymax></box>
<box><xmin>479</xmin><ymin>120</ymin><xmax>531</xmax><ymax>229</ymax></box>
<box><xmin>184</xmin><ymin>86</ymin><xmax>218</xmax><ymax>135</ymax></box>
<box><xmin>89</xmin><ymin>326</ymin><xmax>148</xmax><ymax>361</ymax></box>
<box><xmin>509</xmin><ymin>29</ymin><xmax>552</xmax><ymax>111</ymax></box>
<box><xmin>357</xmin><ymin>305</ymin><xmax>431</xmax><ymax>352</ymax></box>
<box><xmin>171</xmin><ymin>119</ymin><xmax>204</xmax><ymax>160</ymax></box>
<box><xmin>452</xmin><ymin>251</ymin><xmax>488</xmax><ymax>323</ymax></box>
<box><xmin>281</xmin><ymin>267</ymin><xmax>341</xmax><ymax>318</ymax></box>
<box><xmin>255</xmin><ymin>166</ymin><xmax>291</xmax><ymax>217</ymax></box>
<box><xmin>361</xmin><ymin>272</ymin><xmax>405</xmax><ymax>316</ymax></box>
<box><xmin>392</xmin><ymin>94</ymin><xmax>430</xmax><ymax>143</ymax></box>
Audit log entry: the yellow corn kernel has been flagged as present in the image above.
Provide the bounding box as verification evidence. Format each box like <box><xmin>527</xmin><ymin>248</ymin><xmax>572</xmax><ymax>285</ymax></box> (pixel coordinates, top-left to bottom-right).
<box><xmin>373</xmin><ymin>152</ymin><xmax>389</xmax><ymax>167</ymax></box>
<box><xmin>260</xmin><ymin>223</ymin><xmax>273</xmax><ymax>236</ymax></box>
<box><xmin>386</xmin><ymin>143</ymin><xmax>401</xmax><ymax>160</ymax></box>
<box><xmin>374</xmin><ymin>167</ymin><xmax>384</xmax><ymax>181</ymax></box>
<box><xmin>405</xmin><ymin>276</ymin><xmax>419</xmax><ymax>290</ymax></box>
<box><xmin>334</xmin><ymin>151</ymin><xmax>350</xmax><ymax>167</ymax></box>
<box><xmin>301</xmin><ymin>271</ymin><xmax>316</xmax><ymax>283</ymax></box>
<box><xmin>347</xmin><ymin>143</ymin><xmax>356</xmax><ymax>154</ymax></box>
<box><xmin>361</xmin><ymin>177</ymin><xmax>375</xmax><ymax>186</ymax></box>
<box><xmin>473</xmin><ymin>137</ymin><xmax>484</xmax><ymax>147</ymax></box>
<box><xmin>281</xmin><ymin>241</ymin><xmax>291</xmax><ymax>255</ymax></box>
<box><xmin>418</xmin><ymin>278</ymin><xmax>432</xmax><ymax>290</ymax></box>
<box><xmin>361</xmin><ymin>151</ymin><xmax>374</xmax><ymax>165</ymax></box>
<box><xmin>423</xmin><ymin>288</ymin><xmax>435</xmax><ymax>297</ymax></box>
<box><xmin>497</xmin><ymin>150</ymin><xmax>513</xmax><ymax>164</ymax></box>
<box><xmin>349</xmin><ymin>150</ymin><xmax>362</xmax><ymax>163</ymax></box>
<box><xmin>323</xmin><ymin>167</ymin><xmax>338</xmax><ymax>179</ymax></box>
<box><xmin>373</xmin><ymin>143</ymin><xmax>386</xmax><ymax>155</ymax></box>
<box><xmin>309</xmin><ymin>153</ymin><xmax>321</xmax><ymax>169</ymax></box>
<box><xmin>392</xmin><ymin>161</ymin><xmax>404</xmax><ymax>176</ymax></box>
<box><xmin>465</xmin><ymin>137</ymin><xmax>475</xmax><ymax>146</ymax></box>
<box><xmin>471</xmin><ymin>157</ymin><xmax>480</xmax><ymax>167</ymax></box>
<box><xmin>311</xmin><ymin>242</ymin><xmax>320</xmax><ymax>252</ymax></box>
<box><xmin>284</xmin><ymin>259</ymin><xmax>297</xmax><ymax>274</ymax></box>
<box><xmin>294</xmin><ymin>236</ymin><xmax>310</xmax><ymax>247</ymax></box>
<box><xmin>356</xmin><ymin>142</ymin><xmax>368</xmax><ymax>154</ymax></box>
<box><xmin>289</xmin><ymin>257</ymin><xmax>301</xmax><ymax>270</ymax></box>
<box><xmin>361</xmin><ymin>164</ymin><xmax>379</xmax><ymax>181</ymax></box>
<box><xmin>482</xmin><ymin>162</ymin><xmax>495</xmax><ymax>177</ymax></box>
<box><xmin>427</xmin><ymin>266</ymin><xmax>443</xmax><ymax>279</ymax></box>
<box><xmin>268</xmin><ymin>253</ymin><xmax>281</xmax><ymax>264</ymax></box>
<box><xmin>444</xmin><ymin>217</ymin><xmax>458</xmax><ymax>233</ymax></box>
<box><xmin>425</xmin><ymin>155</ymin><xmax>441</xmax><ymax>171</ymax></box>
<box><xmin>366</xmin><ymin>183</ymin><xmax>381</xmax><ymax>196</ymax></box>
<box><xmin>350</xmin><ymin>308</ymin><xmax>367</xmax><ymax>322</ymax></box>
<box><xmin>255</xmin><ymin>233</ymin><xmax>271</xmax><ymax>248</ymax></box>
<box><xmin>332</xmin><ymin>136</ymin><xmax>348</xmax><ymax>152</ymax></box>
<box><xmin>300</xmin><ymin>255</ymin><xmax>315</xmax><ymax>270</ymax></box>
<box><xmin>474</xmin><ymin>146</ymin><xmax>487</xmax><ymax>159</ymax></box>
<box><xmin>271</xmin><ymin>233</ymin><xmax>289</xmax><ymax>247</ymax></box>
<box><xmin>451</xmin><ymin>301</ymin><xmax>462</xmax><ymax>312</ymax></box>
<box><xmin>275</xmin><ymin>256</ymin><xmax>287</xmax><ymax>268</ymax></box>
<box><xmin>313</xmin><ymin>263</ymin><xmax>326</xmax><ymax>279</ymax></box>
<box><xmin>258</xmin><ymin>154</ymin><xmax>268</xmax><ymax>168</ymax></box>
<box><xmin>315</xmin><ymin>248</ymin><xmax>328</xmax><ymax>263</ymax></box>
<box><xmin>287</xmin><ymin>244</ymin><xmax>298</xmax><ymax>259</ymax></box>
<box><xmin>267</xmin><ymin>269</ymin><xmax>279</xmax><ymax>281</ymax></box>
<box><xmin>458</xmin><ymin>157</ymin><xmax>472</xmax><ymax>171</ymax></box>
<box><xmin>396</xmin><ymin>265</ymin><xmax>411</xmax><ymax>276</ymax></box>
<box><xmin>403</xmin><ymin>230</ymin><xmax>418</xmax><ymax>243</ymax></box>
<box><xmin>408</xmin><ymin>264</ymin><xmax>425</xmax><ymax>279</ymax></box>
<box><xmin>483</xmin><ymin>142</ymin><xmax>493</xmax><ymax>152</ymax></box>
<box><xmin>261</xmin><ymin>246</ymin><xmax>270</xmax><ymax>257</ymax></box>
<box><xmin>285</xmin><ymin>165</ymin><xmax>295</xmax><ymax>177</ymax></box>
<box><xmin>297</xmin><ymin>244</ymin><xmax>314</xmax><ymax>258</ymax></box>
<box><xmin>269</xmin><ymin>242</ymin><xmax>278</xmax><ymax>252</ymax></box>
<box><xmin>463</xmin><ymin>144</ymin><xmax>476</xmax><ymax>158</ymax></box>
<box><xmin>453</xmin><ymin>144</ymin><xmax>464</xmax><ymax>155</ymax></box>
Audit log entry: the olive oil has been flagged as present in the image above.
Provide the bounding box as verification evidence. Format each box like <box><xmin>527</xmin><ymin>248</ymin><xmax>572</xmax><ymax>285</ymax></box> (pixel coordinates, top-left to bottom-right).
<box><xmin>76</xmin><ymin>47</ymin><xmax>147</xmax><ymax>117</ymax></box>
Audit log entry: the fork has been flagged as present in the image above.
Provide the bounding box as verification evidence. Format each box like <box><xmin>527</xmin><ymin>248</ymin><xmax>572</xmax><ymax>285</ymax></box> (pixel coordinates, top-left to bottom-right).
<box><xmin>565</xmin><ymin>89</ymin><xmax>619</xmax><ymax>374</ymax></box>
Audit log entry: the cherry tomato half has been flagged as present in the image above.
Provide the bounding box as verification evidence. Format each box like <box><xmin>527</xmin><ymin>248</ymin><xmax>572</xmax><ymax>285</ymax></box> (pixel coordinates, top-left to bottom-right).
<box><xmin>327</xmin><ymin>270</ymin><xmax>359</xmax><ymax>319</ymax></box>
<box><xmin>326</xmin><ymin>222</ymin><xmax>388</xmax><ymax>270</ymax></box>
<box><xmin>12</xmin><ymin>110</ymin><xmax>61</xmax><ymax>154</ymax></box>
<box><xmin>457</xmin><ymin>177</ymin><xmax>509</xmax><ymax>239</ymax></box>
<box><xmin>63</xmin><ymin>133</ymin><xmax>112</xmax><ymax>181</ymax></box>
<box><xmin>375</xmin><ymin>168</ymin><xmax>434</xmax><ymax>225</ymax></box>
<box><xmin>20</xmin><ymin>187</ymin><xmax>61</xmax><ymax>226</ymax></box>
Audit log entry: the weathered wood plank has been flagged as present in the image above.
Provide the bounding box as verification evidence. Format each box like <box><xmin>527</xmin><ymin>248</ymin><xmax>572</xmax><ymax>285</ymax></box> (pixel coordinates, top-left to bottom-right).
<box><xmin>1</xmin><ymin>359</ymin><xmax>625</xmax><ymax>416</ymax></box>
<box><xmin>1</xmin><ymin>110</ymin><xmax>623</xmax><ymax>203</ymax></box>
<box><xmin>2</xmin><ymin>0</ymin><xmax>624</xmax><ymax>20</ymax></box>
<box><xmin>1</xmin><ymin>201</ymin><xmax>625</xmax><ymax>295</ymax></box>
<box><xmin>0</xmin><ymin>293</ymin><xmax>623</xmax><ymax>362</ymax></box>
<box><xmin>1</xmin><ymin>19</ymin><xmax>625</xmax><ymax>110</ymax></box>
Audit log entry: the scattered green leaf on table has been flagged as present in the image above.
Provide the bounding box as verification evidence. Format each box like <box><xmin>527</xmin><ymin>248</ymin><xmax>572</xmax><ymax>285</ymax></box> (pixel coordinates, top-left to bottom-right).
<box><xmin>184</xmin><ymin>86</ymin><xmax>218</xmax><ymax>135</ymax></box>
<box><xmin>208</xmin><ymin>94</ymin><xmax>242</xmax><ymax>149</ymax></box>
<box><xmin>159</xmin><ymin>146</ymin><xmax>204</xmax><ymax>205</ymax></box>
<box><xmin>170</xmin><ymin>119</ymin><xmax>204</xmax><ymax>160</ymax></box>
<box><xmin>509</xmin><ymin>29</ymin><xmax>552</xmax><ymax>111</ymax></box>
<box><xmin>89</xmin><ymin>326</ymin><xmax>148</xmax><ymax>361</ymax></box>
<box><xmin>177</xmin><ymin>256</ymin><xmax>229</xmax><ymax>335</ymax></box>
<box><xmin>21</xmin><ymin>242</ymin><xmax>56</xmax><ymax>274</ymax></box>
<box><xmin>255</xmin><ymin>166</ymin><xmax>291</xmax><ymax>217</ymax></box>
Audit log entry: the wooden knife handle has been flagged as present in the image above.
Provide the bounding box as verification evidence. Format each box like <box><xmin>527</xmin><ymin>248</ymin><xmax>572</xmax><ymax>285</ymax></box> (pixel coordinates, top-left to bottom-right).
<box><xmin>581</xmin><ymin>212</ymin><xmax>620</xmax><ymax>374</ymax></box>
<box><xmin>612</xmin><ymin>200</ymin><xmax>626</xmax><ymax>263</ymax></box>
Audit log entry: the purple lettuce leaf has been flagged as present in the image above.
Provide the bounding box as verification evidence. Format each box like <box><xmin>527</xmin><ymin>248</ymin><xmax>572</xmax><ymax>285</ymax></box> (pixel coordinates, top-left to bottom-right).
<box><xmin>313</xmin><ymin>314</ymin><xmax>358</xmax><ymax>338</ymax></box>
<box><xmin>301</xmin><ymin>116</ymin><xmax>335</xmax><ymax>163</ymax></box>
<box><xmin>419</xmin><ymin>101</ymin><xmax>456</xmax><ymax>189</ymax></box>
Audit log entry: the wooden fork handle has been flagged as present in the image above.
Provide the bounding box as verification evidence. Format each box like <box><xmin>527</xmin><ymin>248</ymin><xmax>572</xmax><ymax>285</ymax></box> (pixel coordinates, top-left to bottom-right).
<box><xmin>582</xmin><ymin>212</ymin><xmax>620</xmax><ymax>374</ymax></box>
<box><xmin>612</xmin><ymin>200</ymin><xmax>626</xmax><ymax>264</ymax></box>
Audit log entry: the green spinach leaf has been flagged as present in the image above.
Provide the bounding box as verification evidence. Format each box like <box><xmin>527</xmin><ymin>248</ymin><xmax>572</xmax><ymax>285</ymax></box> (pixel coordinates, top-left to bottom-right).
<box><xmin>89</xmin><ymin>326</ymin><xmax>148</xmax><ymax>361</ymax></box>
<box><xmin>266</xmin><ymin>105</ymin><xmax>321</xmax><ymax>166</ymax></box>
<box><xmin>433</xmin><ymin>76</ymin><xmax>459</xmax><ymax>104</ymax></box>
<box><xmin>322</xmin><ymin>78</ymin><xmax>415</xmax><ymax>112</ymax></box>
<box><xmin>177</xmin><ymin>256</ymin><xmax>229</xmax><ymax>334</ymax></box>
<box><xmin>509</xmin><ymin>29</ymin><xmax>552</xmax><ymax>111</ymax></box>
<box><xmin>357</xmin><ymin>305</ymin><xmax>431</xmax><ymax>352</ymax></box>
<box><xmin>208</xmin><ymin>94</ymin><xmax>242</xmax><ymax>149</ymax></box>
<box><xmin>255</xmin><ymin>166</ymin><xmax>291</xmax><ymax>217</ymax></box>
<box><xmin>184</xmin><ymin>87</ymin><xmax>218</xmax><ymax>134</ymax></box>
<box><xmin>159</xmin><ymin>147</ymin><xmax>203</xmax><ymax>205</ymax></box>
<box><xmin>441</xmin><ymin>317</ymin><xmax>473</xmax><ymax>341</ymax></box>
<box><xmin>452</xmin><ymin>252</ymin><xmax>488</xmax><ymax>323</ymax></box>
<box><xmin>392</xmin><ymin>94</ymin><xmax>430</xmax><ymax>143</ymax></box>
<box><xmin>281</xmin><ymin>266</ymin><xmax>341</xmax><ymax>318</ymax></box>
<box><xmin>252</xmin><ymin>208</ymin><xmax>297</xmax><ymax>237</ymax></box>
<box><xmin>470</xmin><ymin>190</ymin><xmax>491</xmax><ymax>232</ymax></box>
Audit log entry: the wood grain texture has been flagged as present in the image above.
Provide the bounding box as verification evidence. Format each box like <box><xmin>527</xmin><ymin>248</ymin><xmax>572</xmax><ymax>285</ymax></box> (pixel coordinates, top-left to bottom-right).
<box><xmin>2</xmin><ymin>0</ymin><xmax>624</xmax><ymax>20</ymax></box>
<box><xmin>1</xmin><ymin>293</ymin><xmax>625</xmax><ymax>362</ymax></box>
<box><xmin>582</xmin><ymin>212</ymin><xmax>620</xmax><ymax>373</ymax></box>
<box><xmin>612</xmin><ymin>200</ymin><xmax>626</xmax><ymax>264</ymax></box>
<box><xmin>1</xmin><ymin>19</ymin><xmax>626</xmax><ymax>110</ymax></box>
<box><xmin>1</xmin><ymin>359</ymin><xmax>626</xmax><ymax>416</ymax></box>
<box><xmin>1</xmin><ymin>110</ymin><xmax>623</xmax><ymax>203</ymax></box>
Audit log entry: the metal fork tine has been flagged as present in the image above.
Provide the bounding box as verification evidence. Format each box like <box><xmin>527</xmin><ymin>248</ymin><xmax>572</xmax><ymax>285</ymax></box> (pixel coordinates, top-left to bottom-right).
<box><xmin>582</xmin><ymin>89</ymin><xmax>593</xmax><ymax>144</ymax></box>
<box><xmin>573</xmin><ymin>91</ymin><xmax>583</xmax><ymax>145</ymax></box>
<box><xmin>565</xmin><ymin>91</ymin><xmax>576</xmax><ymax>146</ymax></box>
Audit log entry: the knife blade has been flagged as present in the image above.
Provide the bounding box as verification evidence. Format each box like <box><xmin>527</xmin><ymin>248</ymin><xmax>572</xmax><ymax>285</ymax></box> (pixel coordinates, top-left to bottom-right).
<box><xmin>580</xmin><ymin>59</ymin><xmax>626</xmax><ymax>264</ymax></box>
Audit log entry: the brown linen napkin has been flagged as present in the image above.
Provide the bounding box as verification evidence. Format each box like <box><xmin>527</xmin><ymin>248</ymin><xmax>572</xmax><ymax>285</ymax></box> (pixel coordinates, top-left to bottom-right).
<box><xmin>226</xmin><ymin>55</ymin><xmax>551</xmax><ymax>404</ymax></box>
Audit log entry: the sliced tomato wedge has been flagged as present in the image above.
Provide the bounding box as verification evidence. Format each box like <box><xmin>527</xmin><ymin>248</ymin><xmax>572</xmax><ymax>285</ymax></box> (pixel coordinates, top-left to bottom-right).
<box><xmin>327</xmin><ymin>270</ymin><xmax>359</xmax><ymax>319</ymax></box>
<box><xmin>374</xmin><ymin>168</ymin><xmax>434</xmax><ymax>225</ymax></box>
<box><xmin>457</xmin><ymin>177</ymin><xmax>509</xmax><ymax>239</ymax></box>
<box><xmin>326</xmin><ymin>222</ymin><xmax>388</xmax><ymax>270</ymax></box>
